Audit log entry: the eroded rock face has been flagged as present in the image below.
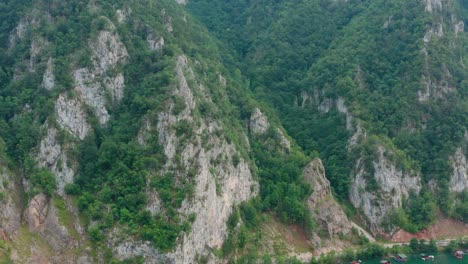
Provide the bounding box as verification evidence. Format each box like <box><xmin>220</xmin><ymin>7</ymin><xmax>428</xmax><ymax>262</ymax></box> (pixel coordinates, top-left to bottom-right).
<box><xmin>37</xmin><ymin>126</ymin><xmax>74</xmax><ymax>196</ymax></box>
<box><xmin>423</xmin><ymin>23</ymin><xmax>444</xmax><ymax>44</ymax></box>
<box><xmin>0</xmin><ymin>169</ymin><xmax>21</xmax><ymax>240</ymax></box>
<box><xmin>42</xmin><ymin>58</ymin><xmax>55</xmax><ymax>90</ymax></box>
<box><xmin>73</xmin><ymin>68</ymin><xmax>110</xmax><ymax>125</ymax></box>
<box><xmin>250</xmin><ymin>108</ymin><xmax>270</xmax><ymax>135</ymax></box>
<box><xmin>304</xmin><ymin>159</ymin><xmax>352</xmax><ymax>239</ymax></box>
<box><xmin>55</xmin><ymin>94</ymin><xmax>90</xmax><ymax>140</ymax></box>
<box><xmin>147</xmin><ymin>32</ymin><xmax>165</xmax><ymax>51</ymax></box>
<box><xmin>349</xmin><ymin>146</ymin><xmax>421</xmax><ymax>232</ymax></box>
<box><xmin>91</xmin><ymin>30</ymin><xmax>128</xmax><ymax>73</ymax></box>
<box><xmin>41</xmin><ymin>203</ymin><xmax>74</xmax><ymax>251</ymax></box>
<box><xmin>424</xmin><ymin>0</ymin><xmax>444</xmax><ymax>13</ymax></box>
<box><xmin>26</xmin><ymin>194</ymin><xmax>49</xmax><ymax>233</ymax></box>
<box><xmin>121</xmin><ymin>54</ymin><xmax>257</xmax><ymax>263</ymax></box>
<box><xmin>69</xmin><ymin>28</ymin><xmax>128</xmax><ymax>126</ymax></box>
<box><xmin>450</xmin><ymin>147</ymin><xmax>467</xmax><ymax>192</ymax></box>
<box><xmin>276</xmin><ymin>128</ymin><xmax>291</xmax><ymax>153</ymax></box>
<box><xmin>116</xmin><ymin>6</ymin><xmax>132</xmax><ymax>24</ymax></box>
<box><xmin>112</xmin><ymin>240</ymin><xmax>171</xmax><ymax>264</ymax></box>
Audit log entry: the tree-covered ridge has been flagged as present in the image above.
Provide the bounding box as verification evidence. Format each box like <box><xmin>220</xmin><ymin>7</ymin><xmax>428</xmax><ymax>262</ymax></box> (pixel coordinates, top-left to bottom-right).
<box><xmin>188</xmin><ymin>0</ymin><xmax>468</xmax><ymax>230</ymax></box>
<box><xmin>0</xmin><ymin>0</ymin><xmax>323</xmax><ymax>260</ymax></box>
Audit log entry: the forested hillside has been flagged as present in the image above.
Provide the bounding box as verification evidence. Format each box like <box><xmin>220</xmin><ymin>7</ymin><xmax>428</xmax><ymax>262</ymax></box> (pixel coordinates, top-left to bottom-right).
<box><xmin>0</xmin><ymin>0</ymin><xmax>466</xmax><ymax>263</ymax></box>
<box><xmin>188</xmin><ymin>0</ymin><xmax>468</xmax><ymax>233</ymax></box>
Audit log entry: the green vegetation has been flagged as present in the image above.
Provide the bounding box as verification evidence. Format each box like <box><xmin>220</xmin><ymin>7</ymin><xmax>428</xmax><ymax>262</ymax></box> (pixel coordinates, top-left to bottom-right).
<box><xmin>189</xmin><ymin>0</ymin><xmax>467</xmax><ymax>232</ymax></box>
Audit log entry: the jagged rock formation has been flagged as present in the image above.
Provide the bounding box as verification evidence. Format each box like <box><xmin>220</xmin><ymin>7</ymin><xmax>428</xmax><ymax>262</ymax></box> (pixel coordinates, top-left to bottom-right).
<box><xmin>304</xmin><ymin>159</ymin><xmax>352</xmax><ymax>240</ymax></box>
<box><xmin>25</xmin><ymin>194</ymin><xmax>48</xmax><ymax>233</ymax></box>
<box><xmin>55</xmin><ymin>94</ymin><xmax>90</xmax><ymax>140</ymax></box>
<box><xmin>450</xmin><ymin>147</ymin><xmax>467</xmax><ymax>193</ymax></box>
<box><xmin>42</xmin><ymin>58</ymin><xmax>55</xmax><ymax>90</ymax></box>
<box><xmin>37</xmin><ymin>126</ymin><xmax>75</xmax><ymax>195</ymax></box>
<box><xmin>249</xmin><ymin>108</ymin><xmax>270</xmax><ymax>135</ymax></box>
<box><xmin>0</xmin><ymin>166</ymin><xmax>21</xmax><ymax>241</ymax></box>
<box><xmin>350</xmin><ymin>146</ymin><xmax>421</xmax><ymax>232</ymax></box>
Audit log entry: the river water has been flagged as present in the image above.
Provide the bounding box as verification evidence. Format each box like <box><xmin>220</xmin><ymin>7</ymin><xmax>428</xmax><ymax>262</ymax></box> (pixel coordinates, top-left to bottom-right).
<box><xmin>364</xmin><ymin>253</ymin><xmax>467</xmax><ymax>264</ymax></box>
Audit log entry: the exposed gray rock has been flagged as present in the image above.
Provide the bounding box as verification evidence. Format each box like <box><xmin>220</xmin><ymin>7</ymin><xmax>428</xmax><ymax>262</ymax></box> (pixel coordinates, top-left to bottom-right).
<box><xmin>162</xmin><ymin>10</ymin><xmax>174</xmax><ymax>33</ymax></box>
<box><xmin>249</xmin><ymin>108</ymin><xmax>270</xmax><ymax>135</ymax></box>
<box><xmin>219</xmin><ymin>74</ymin><xmax>227</xmax><ymax>86</ymax></box>
<box><xmin>116</xmin><ymin>6</ymin><xmax>132</xmax><ymax>24</ymax></box>
<box><xmin>336</xmin><ymin>97</ymin><xmax>353</xmax><ymax>130</ymax></box>
<box><xmin>304</xmin><ymin>159</ymin><xmax>352</xmax><ymax>240</ymax></box>
<box><xmin>424</xmin><ymin>0</ymin><xmax>444</xmax><ymax>13</ymax></box>
<box><xmin>42</xmin><ymin>58</ymin><xmax>55</xmax><ymax>90</ymax></box>
<box><xmin>454</xmin><ymin>21</ymin><xmax>464</xmax><ymax>36</ymax></box>
<box><xmin>150</xmin><ymin>54</ymin><xmax>258</xmax><ymax>263</ymax></box>
<box><xmin>110</xmin><ymin>237</ymin><xmax>172</xmax><ymax>264</ymax></box>
<box><xmin>318</xmin><ymin>98</ymin><xmax>333</xmax><ymax>113</ymax></box>
<box><xmin>349</xmin><ymin>146</ymin><xmax>421</xmax><ymax>232</ymax></box>
<box><xmin>450</xmin><ymin>147</ymin><xmax>467</xmax><ymax>192</ymax></box>
<box><xmin>29</xmin><ymin>38</ymin><xmax>47</xmax><ymax>72</ymax></box>
<box><xmin>9</xmin><ymin>16</ymin><xmax>39</xmax><ymax>48</ymax></box>
<box><xmin>418</xmin><ymin>65</ymin><xmax>455</xmax><ymax>101</ymax></box>
<box><xmin>300</xmin><ymin>91</ymin><xmax>310</xmax><ymax>108</ymax></box>
<box><xmin>91</xmin><ymin>30</ymin><xmax>128</xmax><ymax>73</ymax></box>
<box><xmin>0</xmin><ymin>168</ymin><xmax>21</xmax><ymax>240</ymax></box>
<box><xmin>147</xmin><ymin>32</ymin><xmax>165</xmax><ymax>51</ymax></box>
<box><xmin>37</xmin><ymin>126</ymin><xmax>74</xmax><ymax>196</ymax></box>
<box><xmin>70</xmin><ymin>28</ymin><xmax>128</xmax><ymax>126</ymax></box>
<box><xmin>276</xmin><ymin>128</ymin><xmax>291</xmax><ymax>153</ymax></box>
<box><xmin>41</xmin><ymin>202</ymin><xmax>74</xmax><ymax>251</ymax></box>
<box><xmin>423</xmin><ymin>22</ymin><xmax>444</xmax><ymax>43</ymax></box>
<box><xmin>55</xmin><ymin>94</ymin><xmax>90</xmax><ymax>140</ymax></box>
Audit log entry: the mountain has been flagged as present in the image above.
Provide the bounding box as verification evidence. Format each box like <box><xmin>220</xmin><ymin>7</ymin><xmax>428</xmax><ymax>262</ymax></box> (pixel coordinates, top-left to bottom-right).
<box><xmin>188</xmin><ymin>0</ymin><xmax>468</xmax><ymax>232</ymax></box>
<box><xmin>0</xmin><ymin>0</ymin><xmax>466</xmax><ymax>263</ymax></box>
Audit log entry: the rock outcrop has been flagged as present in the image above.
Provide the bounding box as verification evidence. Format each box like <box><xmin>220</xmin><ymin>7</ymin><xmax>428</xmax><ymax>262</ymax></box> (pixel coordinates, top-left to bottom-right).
<box><xmin>114</xmin><ymin>54</ymin><xmax>258</xmax><ymax>263</ymax></box>
<box><xmin>304</xmin><ymin>159</ymin><xmax>352</xmax><ymax>240</ymax></box>
<box><xmin>37</xmin><ymin>126</ymin><xmax>75</xmax><ymax>195</ymax></box>
<box><xmin>249</xmin><ymin>108</ymin><xmax>270</xmax><ymax>135</ymax></box>
<box><xmin>450</xmin><ymin>147</ymin><xmax>467</xmax><ymax>192</ymax></box>
<box><xmin>350</xmin><ymin>146</ymin><xmax>421</xmax><ymax>232</ymax></box>
<box><xmin>0</xmin><ymin>167</ymin><xmax>21</xmax><ymax>240</ymax></box>
<box><xmin>42</xmin><ymin>58</ymin><xmax>55</xmax><ymax>90</ymax></box>
<box><xmin>424</xmin><ymin>0</ymin><xmax>444</xmax><ymax>13</ymax></box>
<box><xmin>25</xmin><ymin>193</ymin><xmax>49</xmax><ymax>233</ymax></box>
<box><xmin>55</xmin><ymin>94</ymin><xmax>90</xmax><ymax>140</ymax></box>
<box><xmin>147</xmin><ymin>32</ymin><xmax>165</xmax><ymax>51</ymax></box>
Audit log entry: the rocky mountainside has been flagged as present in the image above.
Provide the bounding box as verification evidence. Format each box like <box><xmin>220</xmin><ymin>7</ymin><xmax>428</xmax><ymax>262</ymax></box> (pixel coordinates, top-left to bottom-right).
<box><xmin>189</xmin><ymin>0</ymin><xmax>467</xmax><ymax>234</ymax></box>
<box><xmin>0</xmin><ymin>0</ymin><xmax>466</xmax><ymax>263</ymax></box>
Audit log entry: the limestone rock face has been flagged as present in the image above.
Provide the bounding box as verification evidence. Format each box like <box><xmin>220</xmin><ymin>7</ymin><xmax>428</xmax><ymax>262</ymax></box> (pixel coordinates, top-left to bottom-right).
<box><xmin>42</xmin><ymin>58</ymin><xmax>55</xmax><ymax>90</ymax></box>
<box><xmin>304</xmin><ymin>159</ymin><xmax>352</xmax><ymax>239</ymax></box>
<box><xmin>276</xmin><ymin>128</ymin><xmax>291</xmax><ymax>153</ymax></box>
<box><xmin>26</xmin><ymin>193</ymin><xmax>49</xmax><ymax>233</ymax></box>
<box><xmin>0</xmin><ymin>168</ymin><xmax>21</xmax><ymax>240</ymax></box>
<box><xmin>116</xmin><ymin>54</ymin><xmax>258</xmax><ymax>263</ymax></box>
<box><xmin>147</xmin><ymin>32</ymin><xmax>165</xmax><ymax>51</ymax></box>
<box><xmin>37</xmin><ymin>127</ymin><xmax>74</xmax><ymax>196</ymax></box>
<box><xmin>55</xmin><ymin>94</ymin><xmax>90</xmax><ymax>140</ymax></box>
<box><xmin>249</xmin><ymin>108</ymin><xmax>270</xmax><ymax>135</ymax></box>
<box><xmin>113</xmin><ymin>240</ymin><xmax>171</xmax><ymax>264</ymax></box>
<box><xmin>91</xmin><ymin>30</ymin><xmax>128</xmax><ymax>73</ymax></box>
<box><xmin>424</xmin><ymin>0</ymin><xmax>444</xmax><ymax>13</ymax></box>
<box><xmin>450</xmin><ymin>147</ymin><xmax>467</xmax><ymax>192</ymax></box>
<box><xmin>349</xmin><ymin>146</ymin><xmax>421</xmax><ymax>232</ymax></box>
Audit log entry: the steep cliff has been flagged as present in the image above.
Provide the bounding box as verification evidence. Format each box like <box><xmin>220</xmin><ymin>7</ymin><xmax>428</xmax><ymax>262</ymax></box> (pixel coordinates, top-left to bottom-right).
<box><xmin>304</xmin><ymin>159</ymin><xmax>353</xmax><ymax>244</ymax></box>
